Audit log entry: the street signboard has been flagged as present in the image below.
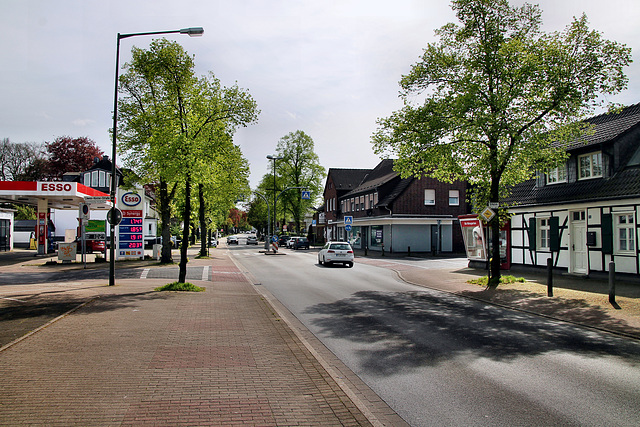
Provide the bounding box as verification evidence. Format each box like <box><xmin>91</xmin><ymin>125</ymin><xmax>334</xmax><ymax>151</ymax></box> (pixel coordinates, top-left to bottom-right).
<box><xmin>345</xmin><ymin>224</ymin><xmax>352</xmax><ymax>232</ymax></box>
<box><xmin>85</xmin><ymin>196</ymin><xmax>112</xmax><ymax>204</ymax></box>
<box><xmin>301</xmin><ymin>190</ymin><xmax>311</xmax><ymax>200</ymax></box>
<box><xmin>344</xmin><ymin>216</ymin><xmax>353</xmax><ymax>225</ymax></box>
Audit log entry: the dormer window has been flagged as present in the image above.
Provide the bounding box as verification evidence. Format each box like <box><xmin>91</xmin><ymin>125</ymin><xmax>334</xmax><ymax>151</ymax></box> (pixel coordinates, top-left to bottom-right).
<box><xmin>546</xmin><ymin>164</ymin><xmax>567</xmax><ymax>184</ymax></box>
<box><xmin>578</xmin><ymin>152</ymin><xmax>602</xmax><ymax>179</ymax></box>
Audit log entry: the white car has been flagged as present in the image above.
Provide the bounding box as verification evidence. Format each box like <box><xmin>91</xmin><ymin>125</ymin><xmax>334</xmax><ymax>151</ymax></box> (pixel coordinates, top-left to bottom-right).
<box><xmin>318</xmin><ymin>241</ymin><xmax>354</xmax><ymax>268</ymax></box>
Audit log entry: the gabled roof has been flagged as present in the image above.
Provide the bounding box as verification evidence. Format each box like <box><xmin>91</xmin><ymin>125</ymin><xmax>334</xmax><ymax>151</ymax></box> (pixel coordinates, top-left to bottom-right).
<box><xmin>326</xmin><ymin>168</ymin><xmax>371</xmax><ymax>191</ymax></box>
<box><xmin>344</xmin><ymin>159</ymin><xmax>397</xmax><ymax>195</ymax></box>
<box><xmin>565</xmin><ymin>102</ymin><xmax>640</xmax><ymax>150</ymax></box>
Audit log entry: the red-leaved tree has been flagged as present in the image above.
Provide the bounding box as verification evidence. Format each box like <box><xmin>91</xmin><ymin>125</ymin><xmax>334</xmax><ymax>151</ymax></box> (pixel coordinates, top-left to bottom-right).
<box><xmin>45</xmin><ymin>136</ymin><xmax>104</xmax><ymax>180</ymax></box>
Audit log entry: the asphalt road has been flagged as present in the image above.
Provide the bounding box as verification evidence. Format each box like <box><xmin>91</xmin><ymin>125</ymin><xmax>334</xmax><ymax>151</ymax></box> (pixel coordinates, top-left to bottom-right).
<box><xmin>229</xmin><ymin>244</ymin><xmax>640</xmax><ymax>427</ymax></box>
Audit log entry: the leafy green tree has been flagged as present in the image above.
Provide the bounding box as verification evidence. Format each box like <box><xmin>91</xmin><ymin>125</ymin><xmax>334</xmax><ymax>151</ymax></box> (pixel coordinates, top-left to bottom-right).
<box><xmin>372</xmin><ymin>0</ymin><xmax>631</xmax><ymax>286</ymax></box>
<box><xmin>118</xmin><ymin>39</ymin><xmax>257</xmax><ymax>281</ymax></box>
<box><xmin>274</xmin><ymin>130</ymin><xmax>325</xmax><ymax>234</ymax></box>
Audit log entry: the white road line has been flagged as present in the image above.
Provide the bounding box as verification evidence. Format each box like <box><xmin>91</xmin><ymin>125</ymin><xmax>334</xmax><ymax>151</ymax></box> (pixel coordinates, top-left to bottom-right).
<box><xmin>141</xmin><ymin>268</ymin><xmax>150</xmax><ymax>279</ymax></box>
<box><xmin>202</xmin><ymin>266</ymin><xmax>209</xmax><ymax>281</ymax></box>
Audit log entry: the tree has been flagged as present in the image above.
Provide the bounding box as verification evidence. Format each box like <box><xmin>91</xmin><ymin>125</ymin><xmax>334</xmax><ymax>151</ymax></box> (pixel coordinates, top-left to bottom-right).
<box><xmin>372</xmin><ymin>0</ymin><xmax>631</xmax><ymax>286</ymax></box>
<box><xmin>0</xmin><ymin>139</ymin><xmax>45</xmax><ymax>181</ymax></box>
<box><xmin>45</xmin><ymin>136</ymin><xmax>103</xmax><ymax>180</ymax></box>
<box><xmin>273</xmin><ymin>130</ymin><xmax>325</xmax><ymax>234</ymax></box>
<box><xmin>117</xmin><ymin>39</ymin><xmax>257</xmax><ymax>281</ymax></box>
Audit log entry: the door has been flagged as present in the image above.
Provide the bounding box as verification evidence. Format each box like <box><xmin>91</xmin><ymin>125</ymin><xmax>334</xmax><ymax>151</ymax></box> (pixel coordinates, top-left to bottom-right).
<box><xmin>570</xmin><ymin>211</ymin><xmax>588</xmax><ymax>274</ymax></box>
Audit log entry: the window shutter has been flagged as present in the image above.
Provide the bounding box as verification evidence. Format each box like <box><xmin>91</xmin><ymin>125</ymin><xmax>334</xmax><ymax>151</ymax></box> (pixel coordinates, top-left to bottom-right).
<box><xmin>527</xmin><ymin>219</ymin><xmax>536</xmax><ymax>250</ymax></box>
<box><xmin>549</xmin><ymin>216</ymin><xmax>560</xmax><ymax>252</ymax></box>
<box><xmin>602</xmin><ymin>213</ymin><xmax>613</xmax><ymax>254</ymax></box>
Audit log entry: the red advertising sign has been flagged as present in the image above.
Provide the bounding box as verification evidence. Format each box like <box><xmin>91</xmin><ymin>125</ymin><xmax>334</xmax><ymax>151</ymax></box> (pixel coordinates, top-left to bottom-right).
<box><xmin>122</xmin><ymin>210</ymin><xmax>143</xmax><ymax>217</ymax></box>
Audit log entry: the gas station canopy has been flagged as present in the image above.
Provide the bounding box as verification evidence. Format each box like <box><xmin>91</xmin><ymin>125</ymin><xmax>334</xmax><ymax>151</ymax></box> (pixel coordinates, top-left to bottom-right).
<box><xmin>0</xmin><ymin>181</ymin><xmax>111</xmax><ymax>210</ymax></box>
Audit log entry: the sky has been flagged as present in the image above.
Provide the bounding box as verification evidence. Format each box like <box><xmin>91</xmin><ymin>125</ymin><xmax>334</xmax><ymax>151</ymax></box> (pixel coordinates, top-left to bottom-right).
<box><xmin>2</xmin><ymin>0</ymin><xmax>640</xmax><ymax>191</ymax></box>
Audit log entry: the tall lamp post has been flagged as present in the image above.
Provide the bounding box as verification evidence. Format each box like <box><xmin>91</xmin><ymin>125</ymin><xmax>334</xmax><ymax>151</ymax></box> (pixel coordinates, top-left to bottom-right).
<box><xmin>266</xmin><ymin>155</ymin><xmax>283</xmax><ymax>248</ymax></box>
<box><xmin>109</xmin><ymin>27</ymin><xmax>204</xmax><ymax>287</ymax></box>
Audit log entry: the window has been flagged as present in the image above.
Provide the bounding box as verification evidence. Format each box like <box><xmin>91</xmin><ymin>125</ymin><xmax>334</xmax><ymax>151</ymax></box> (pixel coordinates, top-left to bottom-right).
<box><xmin>360</xmin><ymin>196</ymin><xmax>364</xmax><ymax>211</ymax></box>
<box><xmin>579</xmin><ymin>152</ymin><xmax>603</xmax><ymax>179</ymax></box>
<box><xmin>424</xmin><ymin>189</ymin><xmax>435</xmax><ymax>205</ymax></box>
<box><xmin>99</xmin><ymin>171</ymin><xmax>106</xmax><ymax>187</ymax></box>
<box><xmin>84</xmin><ymin>173</ymin><xmax>90</xmax><ymax>186</ymax></box>
<box><xmin>449</xmin><ymin>190</ymin><xmax>459</xmax><ymax>206</ymax></box>
<box><xmin>546</xmin><ymin>165</ymin><xmax>567</xmax><ymax>184</ymax></box>
<box><xmin>538</xmin><ymin>218</ymin><xmax>550</xmax><ymax>250</ymax></box>
<box><xmin>615</xmin><ymin>213</ymin><xmax>635</xmax><ymax>253</ymax></box>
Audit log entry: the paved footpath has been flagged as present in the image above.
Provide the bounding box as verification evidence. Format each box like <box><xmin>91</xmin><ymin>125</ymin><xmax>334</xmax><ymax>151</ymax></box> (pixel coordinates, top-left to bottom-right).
<box><xmin>0</xmin><ymin>251</ymin><xmax>405</xmax><ymax>426</ymax></box>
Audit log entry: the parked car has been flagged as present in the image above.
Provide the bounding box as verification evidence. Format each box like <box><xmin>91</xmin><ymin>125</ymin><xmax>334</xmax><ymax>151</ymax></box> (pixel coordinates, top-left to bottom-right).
<box><xmin>246</xmin><ymin>235</ymin><xmax>258</xmax><ymax>245</ymax></box>
<box><xmin>227</xmin><ymin>235</ymin><xmax>239</xmax><ymax>245</ymax></box>
<box><xmin>287</xmin><ymin>237</ymin><xmax>299</xmax><ymax>248</ymax></box>
<box><xmin>210</xmin><ymin>238</ymin><xmax>218</xmax><ymax>247</ymax></box>
<box><xmin>77</xmin><ymin>239</ymin><xmax>105</xmax><ymax>253</ymax></box>
<box><xmin>278</xmin><ymin>235</ymin><xmax>292</xmax><ymax>246</ymax></box>
<box><xmin>293</xmin><ymin>237</ymin><xmax>309</xmax><ymax>250</ymax></box>
<box><xmin>318</xmin><ymin>241</ymin><xmax>354</xmax><ymax>267</ymax></box>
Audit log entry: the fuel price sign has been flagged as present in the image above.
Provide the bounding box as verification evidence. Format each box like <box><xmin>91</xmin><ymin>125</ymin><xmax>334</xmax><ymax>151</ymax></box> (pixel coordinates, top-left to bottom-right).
<box><xmin>118</xmin><ymin>209</ymin><xmax>144</xmax><ymax>258</ymax></box>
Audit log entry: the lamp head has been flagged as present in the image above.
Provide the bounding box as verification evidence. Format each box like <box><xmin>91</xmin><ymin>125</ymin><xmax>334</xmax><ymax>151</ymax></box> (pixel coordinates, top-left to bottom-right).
<box><xmin>180</xmin><ymin>27</ymin><xmax>204</xmax><ymax>37</ymax></box>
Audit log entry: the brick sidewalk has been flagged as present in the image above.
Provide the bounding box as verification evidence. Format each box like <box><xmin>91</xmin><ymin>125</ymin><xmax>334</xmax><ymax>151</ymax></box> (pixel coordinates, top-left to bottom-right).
<box><xmin>0</xmin><ymin>252</ymin><xmax>396</xmax><ymax>426</ymax></box>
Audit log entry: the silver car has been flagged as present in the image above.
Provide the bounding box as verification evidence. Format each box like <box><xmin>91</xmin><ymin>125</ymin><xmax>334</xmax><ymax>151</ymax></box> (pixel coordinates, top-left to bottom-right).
<box><xmin>318</xmin><ymin>241</ymin><xmax>354</xmax><ymax>268</ymax></box>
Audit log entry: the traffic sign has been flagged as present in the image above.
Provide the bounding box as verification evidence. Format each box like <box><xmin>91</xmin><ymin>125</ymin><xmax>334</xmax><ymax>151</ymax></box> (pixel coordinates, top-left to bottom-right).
<box><xmin>344</xmin><ymin>216</ymin><xmax>353</xmax><ymax>225</ymax></box>
<box><xmin>107</xmin><ymin>207</ymin><xmax>122</xmax><ymax>225</ymax></box>
<box><xmin>480</xmin><ymin>207</ymin><xmax>496</xmax><ymax>222</ymax></box>
<box><xmin>345</xmin><ymin>224</ymin><xmax>352</xmax><ymax>232</ymax></box>
<box><xmin>301</xmin><ymin>190</ymin><xmax>311</xmax><ymax>200</ymax></box>
<box><xmin>79</xmin><ymin>203</ymin><xmax>89</xmax><ymax>220</ymax></box>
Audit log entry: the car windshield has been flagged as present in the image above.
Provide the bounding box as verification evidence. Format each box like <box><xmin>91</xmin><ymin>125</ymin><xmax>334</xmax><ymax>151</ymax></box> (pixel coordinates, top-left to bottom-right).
<box><xmin>330</xmin><ymin>243</ymin><xmax>350</xmax><ymax>250</ymax></box>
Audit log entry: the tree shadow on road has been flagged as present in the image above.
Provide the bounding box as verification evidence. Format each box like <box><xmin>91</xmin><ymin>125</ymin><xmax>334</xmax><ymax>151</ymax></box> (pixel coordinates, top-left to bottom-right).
<box><xmin>304</xmin><ymin>290</ymin><xmax>640</xmax><ymax>377</ymax></box>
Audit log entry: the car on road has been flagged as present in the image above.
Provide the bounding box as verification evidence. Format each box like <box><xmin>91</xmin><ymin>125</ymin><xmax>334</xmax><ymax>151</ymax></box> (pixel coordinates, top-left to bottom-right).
<box><xmin>287</xmin><ymin>237</ymin><xmax>299</xmax><ymax>248</ymax></box>
<box><xmin>318</xmin><ymin>241</ymin><xmax>354</xmax><ymax>267</ymax></box>
<box><xmin>278</xmin><ymin>235</ymin><xmax>292</xmax><ymax>247</ymax></box>
<box><xmin>246</xmin><ymin>235</ymin><xmax>258</xmax><ymax>245</ymax></box>
<box><xmin>227</xmin><ymin>235</ymin><xmax>239</xmax><ymax>245</ymax></box>
<box><xmin>292</xmin><ymin>237</ymin><xmax>309</xmax><ymax>250</ymax></box>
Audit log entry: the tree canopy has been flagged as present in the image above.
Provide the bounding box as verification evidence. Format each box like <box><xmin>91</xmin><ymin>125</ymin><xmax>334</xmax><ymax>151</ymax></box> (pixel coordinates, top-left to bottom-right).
<box><xmin>372</xmin><ymin>0</ymin><xmax>631</xmax><ymax>285</ymax></box>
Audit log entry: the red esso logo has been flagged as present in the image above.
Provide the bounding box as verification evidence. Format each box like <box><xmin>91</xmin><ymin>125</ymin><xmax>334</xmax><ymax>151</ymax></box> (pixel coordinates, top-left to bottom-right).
<box><xmin>122</xmin><ymin>192</ymin><xmax>142</xmax><ymax>206</ymax></box>
<box><xmin>41</xmin><ymin>183</ymin><xmax>72</xmax><ymax>192</ymax></box>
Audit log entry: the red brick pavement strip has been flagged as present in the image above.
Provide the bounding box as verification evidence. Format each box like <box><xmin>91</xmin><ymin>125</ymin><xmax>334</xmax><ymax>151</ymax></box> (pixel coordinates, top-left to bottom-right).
<box><xmin>0</xmin><ymin>252</ymin><xmax>387</xmax><ymax>426</ymax></box>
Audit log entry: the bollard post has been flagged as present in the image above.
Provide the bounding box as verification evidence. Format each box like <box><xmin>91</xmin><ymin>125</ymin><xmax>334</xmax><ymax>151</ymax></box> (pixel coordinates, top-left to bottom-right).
<box><xmin>364</xmin><ymin>246</ymin><xmax>368</xmax><ymax>257</ymax></box>
<box><xmin>381</xmin><ymin>244</ymin><xmax>385</xmax><ymax>257</ymax></box>
<box><xmin>609</xmin><ymin>261</ymin><xmax>616</xmax><ymax>304</ymax></box>
<box><xmin>408</xmin><ymin>246</ymin><xmax>411</xmax><ymax>257</ymax></box>
<box><xmin>547</xmin><ymin>257</ymin><xmax>553</xmax><ymax>297</ymax></box>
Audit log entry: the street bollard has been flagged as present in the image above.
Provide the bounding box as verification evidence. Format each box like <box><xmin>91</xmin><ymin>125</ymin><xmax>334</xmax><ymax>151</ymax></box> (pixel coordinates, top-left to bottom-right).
<box><xmin>408</xmin><ymin>246</ymin><xmax>411</xmax><ymax>257</ymax></box>
<box><xmin>547</xmin><ymin>257</ymin><xmax>553</xmax><ymax>297</ymax></box>
<box><xmin>609</xmin><ymin>261</ymin><xmax>616</xmax><ymax>304</ymax></box>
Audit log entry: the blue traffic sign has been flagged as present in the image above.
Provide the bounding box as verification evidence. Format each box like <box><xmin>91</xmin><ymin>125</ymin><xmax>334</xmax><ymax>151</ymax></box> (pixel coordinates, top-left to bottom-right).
<box><xmin>344</xmin><ymin>216</ymin><xmax>353</xmax><ymax>225</ymax></box>
<box><xmin>345</xmin><ymin>224</ymin><xmax>352</xmax><ymax>231</ymax></box>
<box><xmin>301</xmin><ymin>191</ymin><xmax>311</xmax><ymax>200</ymax></box>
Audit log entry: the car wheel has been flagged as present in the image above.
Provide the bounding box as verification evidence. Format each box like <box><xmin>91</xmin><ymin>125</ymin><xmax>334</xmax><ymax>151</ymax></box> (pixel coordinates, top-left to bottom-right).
<box><xmin>347</xmin><ymin>262</ymin><xmax>353</xmax><ymax>268</ymax></box>
<box><xmin>318</xmin><ymin>257</ymin><xmax>323</xmax><ymax>265</ymax></box>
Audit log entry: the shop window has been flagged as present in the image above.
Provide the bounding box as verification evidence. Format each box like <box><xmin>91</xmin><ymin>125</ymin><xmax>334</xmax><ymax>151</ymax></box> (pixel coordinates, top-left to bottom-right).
<box><xmin>578</xmin><ymin>152</ymin><xmax>602</xmax><ymax>179</ymax></box>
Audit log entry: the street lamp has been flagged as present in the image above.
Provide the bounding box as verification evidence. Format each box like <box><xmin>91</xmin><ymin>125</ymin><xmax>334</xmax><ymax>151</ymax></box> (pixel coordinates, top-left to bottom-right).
<box><xmin>266</xmin><ymin>155</ymin><xmax>283</xmax><ymax>249</ymax></box>
<box><xmin>109</xmin><ymin>27</ymin><xmax>204</xmax><ymax>286</ymax></box>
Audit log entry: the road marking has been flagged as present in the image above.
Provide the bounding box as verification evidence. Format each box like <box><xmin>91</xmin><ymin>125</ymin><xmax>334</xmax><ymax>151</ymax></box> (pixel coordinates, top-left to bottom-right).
<box><xmin>202</xmin><ymin>266</ymin><xmax>209</xmax><ymax>281</ymax></box>
<box><xmin>141</xmin><ymin>268</ymin><xmax>150</xmax><ymax>279</ymax></box>
<box><xmin>2</xmin><ymin>297</ymin><xmax>27</xmax><ymax>303</ymax></box>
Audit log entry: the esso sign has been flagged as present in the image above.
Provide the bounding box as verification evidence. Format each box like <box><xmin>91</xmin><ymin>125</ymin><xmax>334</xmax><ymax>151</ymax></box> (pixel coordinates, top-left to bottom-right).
<box><xmin>122</xmin><ymin>192</ymin><xmax>142</xmax><ymax>207</ymax></box>
<box><xmin>40</xmin><ymin>182</ymin><xmax>72</xmax><ymax>192</ymax></box>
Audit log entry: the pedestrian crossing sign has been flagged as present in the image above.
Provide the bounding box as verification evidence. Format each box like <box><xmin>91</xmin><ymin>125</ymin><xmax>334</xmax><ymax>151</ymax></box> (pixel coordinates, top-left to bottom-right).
<box><xmin>344</xmin><ymin>216</ymin><xmax>353</xmax><ymax>225</ymax></box>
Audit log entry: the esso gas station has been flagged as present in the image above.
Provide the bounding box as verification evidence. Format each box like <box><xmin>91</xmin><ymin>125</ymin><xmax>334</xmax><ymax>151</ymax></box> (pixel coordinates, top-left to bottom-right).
<box><xmin>0</xmin><ymin>181</ymin><xmax>153</xmax><ymax>260</ymax></box>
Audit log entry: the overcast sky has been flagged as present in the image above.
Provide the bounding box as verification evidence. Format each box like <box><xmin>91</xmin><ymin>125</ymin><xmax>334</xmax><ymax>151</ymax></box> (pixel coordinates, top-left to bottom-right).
<box><xmin>2</xmin><ymin>0</ymin><xmax>640</xmax><ymax>189</ymax></box>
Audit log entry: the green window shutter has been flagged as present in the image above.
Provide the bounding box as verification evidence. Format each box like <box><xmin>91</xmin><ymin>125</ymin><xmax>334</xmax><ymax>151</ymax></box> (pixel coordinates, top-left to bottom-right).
<box><xmin>602</xmin><ymin>213</ymin><xmax>613</xmax><ymax>254</ymax></box>
<box><xmin>549</xmin><ymin>216</ymin><xmax>560</xmax><ymax>252</ymax></box>
<box><xmin>528</xmin><ymin>219</ymin><xmax>536</xmax><ymax>250</ymax></box>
